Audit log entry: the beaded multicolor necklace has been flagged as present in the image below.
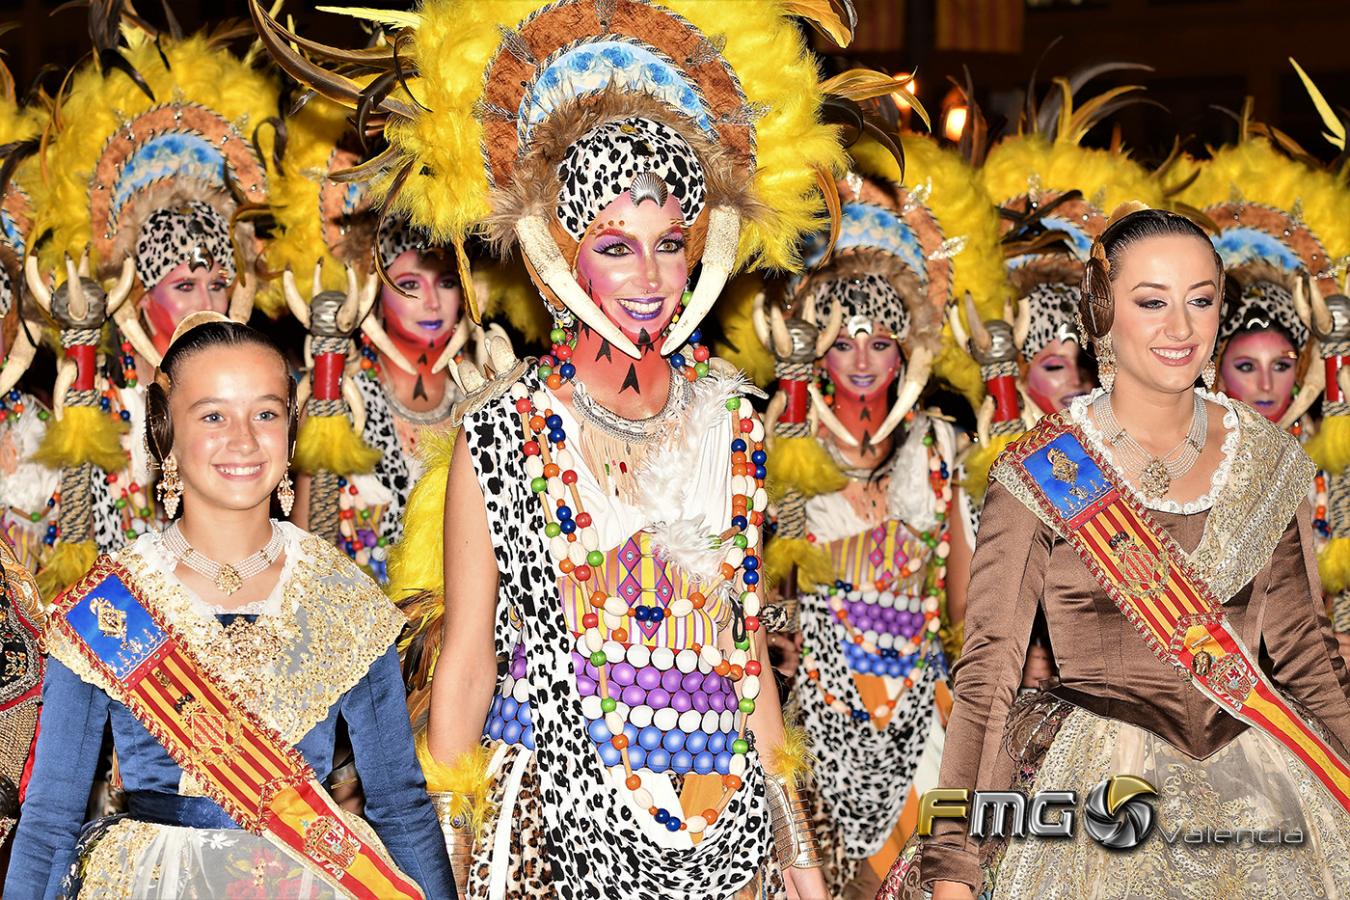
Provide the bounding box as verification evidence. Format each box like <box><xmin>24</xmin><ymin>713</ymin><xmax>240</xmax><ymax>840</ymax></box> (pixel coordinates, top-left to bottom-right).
<box><xmin>512</xmin><ymin>324</ymin><xmax>770</xmax><ymax>835</ymax></box>
<box><xmin>801</xmin><ymin>432</ymin><xmax>952</xmax><ymax>728</ymax></box>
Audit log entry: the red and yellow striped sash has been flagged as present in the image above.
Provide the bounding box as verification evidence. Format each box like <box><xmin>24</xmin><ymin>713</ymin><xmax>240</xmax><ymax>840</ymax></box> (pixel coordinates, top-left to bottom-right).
<box><xmin>54</xmin><ymin>559</ymin><xmax>424</xmax><ymax>899</ymax></box>
<box><xmin>1005</xmin><ymin>423</ymin><xmax>1350</xmax><ymax>813</ymax></box>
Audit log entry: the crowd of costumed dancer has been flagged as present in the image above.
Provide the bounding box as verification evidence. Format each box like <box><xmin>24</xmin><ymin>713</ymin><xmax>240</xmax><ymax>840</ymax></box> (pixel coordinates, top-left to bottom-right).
<box><xmin>0</xmin><ymin>3</ymin><xmax>1348</xmax><ymax>899</ymax></box>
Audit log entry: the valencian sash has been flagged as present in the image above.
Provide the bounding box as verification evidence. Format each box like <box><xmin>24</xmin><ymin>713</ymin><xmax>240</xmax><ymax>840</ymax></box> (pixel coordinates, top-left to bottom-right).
<box><xmin>53</xmin><ymin>558</ymin><xmax>424</xmax><ymax>899</ymax></box>
<box><xmin>1002</xmin><ymin>420</ymin><xmax>1350</xmax><ymax>814</ymax></box>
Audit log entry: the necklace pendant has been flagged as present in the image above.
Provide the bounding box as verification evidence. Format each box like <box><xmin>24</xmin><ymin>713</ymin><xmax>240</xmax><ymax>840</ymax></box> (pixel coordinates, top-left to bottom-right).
<box><xmin>215</xmin><ymin>565</ymin><xmax>244</xmax><ymax>595</ymax></box>
<box><xmin>1139</xmin><ymin>459</ymin><xmax>1171</xmax><ymax>499</ymax></box>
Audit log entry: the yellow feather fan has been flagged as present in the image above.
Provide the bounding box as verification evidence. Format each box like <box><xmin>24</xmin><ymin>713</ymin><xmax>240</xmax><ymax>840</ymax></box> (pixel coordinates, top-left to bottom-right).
<box><xmin>321</xmin><ymin>0</ymin><xmax>846</xmax><ymax>271</ymax></box>
<box><xmin>763</xmin><ymin>536</ymin><xmax>834</xmax><ymax>594</ymax></box>
<box><xmin>960</xmin><ymin>432</ymin><xmax>1018</xmax><ymax>503</ymax></box>
<box><xmin>32</xmin><ymin>32</ymin><xmax>279</xmax><ymax>278</ymax></box>
<box><xmin>765</xmin><ymin>436</ymin><xmax>847</xmax><ymax>503</ymax></box>
<box><xmin>1308</xmin><ymin>418</ymin><xmax>1350</xmax><ymax>477</ymax></box>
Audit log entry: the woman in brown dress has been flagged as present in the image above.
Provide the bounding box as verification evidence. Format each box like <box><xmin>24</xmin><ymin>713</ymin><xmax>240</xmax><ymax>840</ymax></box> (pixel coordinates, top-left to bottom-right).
<box><xmin>885</xmin><ymin>206</ymin><xmax>1350</xmax><ymax>900</ymax></box>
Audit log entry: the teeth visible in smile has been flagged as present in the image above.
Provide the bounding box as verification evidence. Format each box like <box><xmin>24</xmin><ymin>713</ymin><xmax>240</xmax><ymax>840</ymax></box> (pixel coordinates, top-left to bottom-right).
<box><xmin>1153</xmin><ymin>347</ymin><xmax>1192</xmax><ymax>360</ymax></box>
<box><xmin>218</xmin><ymin>465</ymin><xmax>262</xmax><ymax>476</ymax></box>
<box><xmin>619</xmin><ymin>298</ymin><xmax>662</xmax><ymax>313</ymax></box>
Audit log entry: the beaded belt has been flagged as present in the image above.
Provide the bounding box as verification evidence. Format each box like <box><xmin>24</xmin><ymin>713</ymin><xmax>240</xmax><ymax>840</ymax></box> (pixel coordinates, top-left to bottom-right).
<box><xmin>485</xmin><ymin>641</ymin><xmax>743</xmax><ymax>777</ymax></box>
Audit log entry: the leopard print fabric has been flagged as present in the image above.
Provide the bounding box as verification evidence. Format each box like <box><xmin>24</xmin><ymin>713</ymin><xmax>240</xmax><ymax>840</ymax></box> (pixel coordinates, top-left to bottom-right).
<box><xmin>354</xmin><ymin>375</ymin><xmax>411</xmax><ymax>548</ymax></box>
<box><xmin>134</xmin><ymin>200</ymin><xmax>235</xmax><ymax>288</ymax></box>
<box><xmin>462</xmin><ymin>369</ymin><xmax>776</xmax><ymax>899</ymax></box>
<box><xmin>555</xmin><ymin>117</ymin><xmax>707</xmax><ymax>240</ymax></box>
<box><xmin>1021</xmin><ymin>282</ymin><xmax>1080</xmax><ymax>360</ymax></box>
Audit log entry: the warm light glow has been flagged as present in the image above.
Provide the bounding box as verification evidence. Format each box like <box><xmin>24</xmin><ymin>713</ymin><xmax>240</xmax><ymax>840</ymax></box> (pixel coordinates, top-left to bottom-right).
<box><xmin>943</xmin><ymin>105</ymin><xmax>968</xmax><ymax>142</ymax></box>
<box><xmin>892</xmin><ymin>72</ymin><xmax>917</xmax><ymax>111</ymax></box>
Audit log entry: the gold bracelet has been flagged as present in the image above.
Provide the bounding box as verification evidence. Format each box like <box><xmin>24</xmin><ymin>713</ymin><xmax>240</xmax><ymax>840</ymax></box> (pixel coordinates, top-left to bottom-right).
<box><xmin>766</xmin><ymin>773</ymin><xmax>824</xmax><ymax>869</ymax></box>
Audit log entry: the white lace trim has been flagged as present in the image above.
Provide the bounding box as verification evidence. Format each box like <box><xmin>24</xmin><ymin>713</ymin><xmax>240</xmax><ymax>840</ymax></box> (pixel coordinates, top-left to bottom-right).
<box><xmin>1069</xmin><ymin>387</ymin><xmax>1240</xmax><ymax>514</ymax></box>
<box><xmin>132</xmin><ymin>520</ymin><xmax>304</xmax><ymax>617</ymax></box>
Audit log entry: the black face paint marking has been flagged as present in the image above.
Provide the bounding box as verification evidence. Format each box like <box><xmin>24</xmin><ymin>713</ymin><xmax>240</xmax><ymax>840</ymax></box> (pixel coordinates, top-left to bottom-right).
<box><xmin>636</xmin><ymin>327</ymin><xmax>654</xmax><ymax>348</ymax></box>
<box><xmin>413</xmin><ymin>375</ymin><xmax>428</xmax><ymax>401</ymax></box>
<box><xmin>595</xmin><ymin>339</ymin><xmax>613</xmax><ymax>362</ymax></box>
<box><xmin>620</xmin><ymin>364</ymin><xmax>641</xmax><ymax>395</ymax></box>
<box><xmin>859</xmin><ymin>406</ymin><xmax>873</xmax><ymax>421</ymax></box>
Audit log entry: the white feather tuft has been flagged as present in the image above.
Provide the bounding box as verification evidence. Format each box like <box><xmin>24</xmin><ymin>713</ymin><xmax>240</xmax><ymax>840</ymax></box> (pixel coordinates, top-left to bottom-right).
<box><xmin>636</xmin><ymin>372</ymin><xmax>749</xmax><ymax>582</ymax></box>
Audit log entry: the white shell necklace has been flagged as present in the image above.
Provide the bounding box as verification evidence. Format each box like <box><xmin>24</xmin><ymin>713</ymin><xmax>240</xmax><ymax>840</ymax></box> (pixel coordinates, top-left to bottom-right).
<box><xmin>163</xmin><ymin>521</ymin><xmax>285</xmax><ymax>596</ymax></box>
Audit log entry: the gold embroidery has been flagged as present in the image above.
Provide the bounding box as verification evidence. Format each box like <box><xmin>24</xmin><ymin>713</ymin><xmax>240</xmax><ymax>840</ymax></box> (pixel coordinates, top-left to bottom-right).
<box><xmin>90</xmin><ymin>596</ymin><xmax>127</xmax><ymax>643</ymax></box>
<box><xmin>303</xmin><ymin>815</ymin><xmax>360</xmax><ymax>873</ymax></box>
<box><xmin>1106</xmin><ymin>531</ymin><xmax>1169</xmax><ymax>600</ymax></box>
<box><xmin>48</xmin><ymin>532</ymin><xmax>405</xmax><ymax>746</ymax></box>
<box><xmin>181</xmin><ymin>700</ymin><xmax>242</xmax><ymax>767</ymax></box>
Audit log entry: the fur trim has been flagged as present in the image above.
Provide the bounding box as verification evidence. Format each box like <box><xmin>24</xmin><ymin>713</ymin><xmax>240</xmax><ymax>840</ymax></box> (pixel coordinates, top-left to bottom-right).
<box><xmin>36</xmin><ymin>540</ymin><xmax>98</xmax><ymax>603</ymax></box>
<box><xmin>414</xmin><ymin>733</ymin><xmax>496</xmax><ymax>838</ymax></box>
<box><xmin>764</xmin><ymin>722</ymin><xmax>814</xmax><ymax>788</ymax></box>
<box><xmin>382</xmin><ymin>0</ymin><xmax>846</xmax><ymax>271</ymax></box>
<box><xmin>765</xmin><ymin>436</ymin><xmax>846</xmax><ymax>502</ymax></box>
<box><xmin>1307</xmin><ymin>415</ymin><xmax>1350</xmax><ymax>477</ymax></box>
<box><xmin>763</xmin><ymin>535</ymin><xmax>834</xmax><ymax>593</ymax></box>
<box><xmin>638</xmin><ymin>371</ymin><xmax>748</xmax><ymax>583</ymax></box>
<box><xmin>387</xmin><ymin>426</ymin><xmax>458</xmax><ymax>601</ymax></box>
<box><xmin>1321</xmin><ymin>535</ymin><xmax>1350</xmax><ymax>595</ymax></box>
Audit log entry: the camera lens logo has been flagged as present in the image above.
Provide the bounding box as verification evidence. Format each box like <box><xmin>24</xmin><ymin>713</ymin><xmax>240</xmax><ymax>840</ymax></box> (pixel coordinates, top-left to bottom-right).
<box><xmin>1083</xmin><ymin>775</ymin><xmax>1156</xmax><ymax>850</ymax></box>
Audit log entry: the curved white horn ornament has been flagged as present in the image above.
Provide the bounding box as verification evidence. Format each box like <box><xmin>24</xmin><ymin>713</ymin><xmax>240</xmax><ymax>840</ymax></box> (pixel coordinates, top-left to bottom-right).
<box><xmin>807</xmin><ymin>381</ymin><xmax>860</xmax><ymax>447</ymax></box>
<box><xmin>660</xmin><ymin>206</ymin><xmax>741</xmax><ymax>354</ymax></box>
<box><xmin>0</xmin><ymin>323</ymin><xmax>37</xmax><ymax>394</ymax></box>
<box><xmin>515</xmin><ymin>216</ymin><xmax>641</xmax><ymax>359</ymax></box>
<box><xmin>868</xmin><ymin>346</ymin><xmax>934</xmax><ymax>445</ymax></box>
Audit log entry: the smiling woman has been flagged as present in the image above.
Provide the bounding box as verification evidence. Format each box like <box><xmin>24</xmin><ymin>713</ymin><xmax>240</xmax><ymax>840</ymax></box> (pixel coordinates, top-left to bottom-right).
<box><xmin>4</xmin><ymin>315</ymin><xmax>455</xmax><ymax>899</ymax></box>
<box><xmin>904</xmin><ymin>208</ymin><xmax>1350</xmax><ymax>900</ymax></box>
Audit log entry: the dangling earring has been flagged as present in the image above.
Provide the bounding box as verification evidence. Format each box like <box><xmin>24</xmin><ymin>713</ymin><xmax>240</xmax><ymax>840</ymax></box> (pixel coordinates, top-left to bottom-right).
<box><xmin>276</xmin><ymin>472</ymin><xmax>295</xmax><ymax>517</ymax></box>
<box><xmin>1096</xmin><ymin>334</ymin><xmax>1116</xmax><ymax>393</ymax></box>
<box><xmin>157</xmin><ymin>455</ymin><xmax>182</xmax><ymax>518</ymax></box>
<box><xmin>1201</xmin><ymin>356</ymin><xmax>1217</xmax><ymax>392</ymax></box>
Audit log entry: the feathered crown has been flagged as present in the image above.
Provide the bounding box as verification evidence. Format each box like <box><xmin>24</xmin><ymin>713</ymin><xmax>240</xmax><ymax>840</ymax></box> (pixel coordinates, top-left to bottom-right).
<box><xmin>979</xmin><ymin>67</ymin><xmax>1164</xmax><ymax>372</ymax></box>
<box><xmin>34</xmin><ymin>28</ymin><xmax>277</xmax><ymax>301</ymax></box>
<box><xmin>0</xmin><ymin>60</ymin><xmax>49</xmax><ymax>396</ymax></box>
<box><xmin>252</xmin><ymin>0</ymin><xmax>849</xmax><ymax>360</ymax></box>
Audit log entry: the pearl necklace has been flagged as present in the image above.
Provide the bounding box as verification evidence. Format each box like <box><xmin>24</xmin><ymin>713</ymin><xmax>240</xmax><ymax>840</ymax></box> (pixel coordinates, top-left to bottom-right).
<box><xmin>163</xmin><ymin>521</ymin><xmax>285</xmax><ymax>595</ymax></box>
<box><xmin>1092</xmin><ymin>391</ymin><xmax>1207</xmax><ymax>500</ymax></box>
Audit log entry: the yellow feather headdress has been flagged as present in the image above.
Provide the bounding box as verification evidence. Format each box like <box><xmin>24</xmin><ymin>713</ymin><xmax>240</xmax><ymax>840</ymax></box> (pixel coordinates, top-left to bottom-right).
<box><xmin>33</xmin><ymin>31</ymin><xmax>279</xmax><ymax>288</ymax></box>
<box><xmin>252</xmin><ymin>0</ymin><xmax>847</xmax><ymax>356</ymax></box>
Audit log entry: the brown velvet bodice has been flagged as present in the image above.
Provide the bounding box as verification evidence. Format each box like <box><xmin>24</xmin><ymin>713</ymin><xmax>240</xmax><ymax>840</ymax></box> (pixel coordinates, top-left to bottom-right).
<box><xmin>920</xmin><ymin>417</ymin><xmax>1350</xmax><ymax>890</ymax></box>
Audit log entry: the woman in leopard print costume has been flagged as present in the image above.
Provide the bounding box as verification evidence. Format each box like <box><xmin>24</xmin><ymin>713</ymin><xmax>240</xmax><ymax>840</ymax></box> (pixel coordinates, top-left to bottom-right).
<box><xmin>257</xmin><ymin>0</ymin><xmax>861</xmax><ymax>895</ymax></box>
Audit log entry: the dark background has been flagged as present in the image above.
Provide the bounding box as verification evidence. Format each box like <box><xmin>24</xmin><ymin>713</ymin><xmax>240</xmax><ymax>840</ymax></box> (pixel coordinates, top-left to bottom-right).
<box><xmin>1</xmin><ymin>0</ymin><xmax>1346</xmax><ymax>168</ymax></box>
